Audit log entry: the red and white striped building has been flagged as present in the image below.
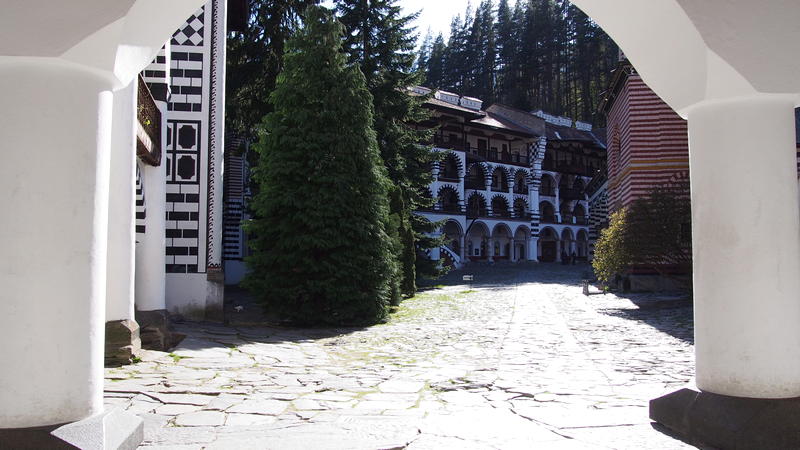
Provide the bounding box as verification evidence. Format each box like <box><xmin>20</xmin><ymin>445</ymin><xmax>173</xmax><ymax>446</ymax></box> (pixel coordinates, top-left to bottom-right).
<box><xmin>600</xmin><ymin>60</ymin><xmax>690</xmax><ymax>212</ymax></box>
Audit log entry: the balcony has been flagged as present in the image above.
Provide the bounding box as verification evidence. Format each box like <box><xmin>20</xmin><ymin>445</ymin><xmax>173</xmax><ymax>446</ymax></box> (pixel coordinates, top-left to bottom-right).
<box><xmin>467</xmin><ymin>147</ymin><xmax>530</xmax><ymax>167</ymax></box>
<box><xmin>575</xmin><ymin>216</ymin><xmax>589</xmax><ymax>225</ymax></box>
<box><xmin>136</xmin><ymin>75</ymin><xmax>162</xmax><ymax>166</ymax></box>
<box><xmin>542</xmin><ymin>161</ymin><xmax>594</xmax><ymax>176</ymax></box>
<box><xmin>433</xmin><ymin>136</ymin><xmax>466</xmax><ymax>152</ymax></box>
<box><xmin>561</xmin><ymin>215</ymin><xmax>574</xmax><ymax>224</ymax></box>
<box><xmin>541</xmin><ymin>215</ymin><xmax>557</xmax><ymax>224</ymax></box>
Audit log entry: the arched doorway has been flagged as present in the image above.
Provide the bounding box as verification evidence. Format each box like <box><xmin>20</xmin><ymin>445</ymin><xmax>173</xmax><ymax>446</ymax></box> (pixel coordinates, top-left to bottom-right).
<box><xmin>560</xmin><ymin>228</ymin><xmax>575</xmax><ymax>262</ymax></box>
<box><xmin>538</xmin><ymin>227</ymin><xmax>558</xmax><ymax>262</ymax></box>
<box><xmin>576</xmin><ymin>229</ymin><xmax>589</xmax><ymax>260</ymax></box>
<box><xmin>442</xmin><ymin>220</ymin><xmax>463</xmax><ymax>256</ymax></box>
<box><xmin>466</xmin><ymin>221</ymin><xmax>489</xmax><ymax>261</ymax></box>
<box><xmin>492</xmin><ymin>223</ymin><xmax>512</xmax><ymax>260</ymax></box>
<box><xmin>514</xmin><ymin>225</ymin><xmax>530</xmax><ymax>262</ymax></box>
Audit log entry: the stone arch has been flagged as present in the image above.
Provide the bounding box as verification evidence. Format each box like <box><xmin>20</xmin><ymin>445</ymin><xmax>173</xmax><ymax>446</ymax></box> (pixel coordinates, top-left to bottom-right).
<box><xmin>540</xmin><ymin>200</ymin><xmax>556</xmax><ymax>222</ymax></box>
<box><xmin>573</xmin><ymin>202</ymin><xmax>587</xmax><ymax>224</ymax></box>
<box><xmin>576</xmin><ymin>229</ymin><xmax>589</xmax><ymax>258</ymax></box>
<box><xmin>490</xmin><ymin>165</ymin><xmax>510</xmax><ymax>192</ymax></box>
<box><xmin>437</xmin><ymin>184</ymin><xmax>461</xmax><ymax>213</ymax></box>
<box><xmin>438</xmin><ymin>152</ymin><xmax>462</xmax><ymax>181</ymax></box>
<box><xmin>513</xmin><ymin>225</ymin><xmax>531</xmax><ymax>262</ymax></box>
<box><xmin>560</xmin><ymin>227</ymin><xmax>575</xmax><ymax>259</ymax></box>
<box><xmin>490</xmin><ymin>194</ymin><xmax>511</xmax><ymax>218</ymax></box>
<box><xmin>513</xmin><ymin>197</ymin><xmax>529</xmax><ymax>219</ymax></box>
<box><xmin>538</xmin><ymin>226</ymin><xmax>559</xmax><ymax>262</ymax></box>
<box><xmin>491</xmin><ymin>222</ymin><xmax>513</xmax><ymax>260</ymax></box>
<box><xmin>442</xmin><ymin>219</ymin><xmax>464</xmax><ymax>256</ymax></box>
<box><xmin>466</xmin><ymin>162</ymin><xmax>488</xmax><ymax>189</ymax></box>
<box><xmin>466</xmin><ymin>220</ymin><xmax>490</xmax><ymax>260</ymax></box>
<box><xmin>467</xmin><ymin>191</ymin><xmax>488</xmax><ymax>217</ymax></box>
<box><xmin>513</xmin><ymin>169</ymin><xmax>529</xmax><ymax>194</ymax></box>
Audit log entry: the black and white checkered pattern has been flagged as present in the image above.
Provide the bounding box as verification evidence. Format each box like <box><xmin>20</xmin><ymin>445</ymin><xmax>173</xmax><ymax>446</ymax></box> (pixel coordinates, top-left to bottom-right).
<box><xmin>171</xmin><ymin>9</ymin><xmax>204</xmax><ymax>46</ymax></box>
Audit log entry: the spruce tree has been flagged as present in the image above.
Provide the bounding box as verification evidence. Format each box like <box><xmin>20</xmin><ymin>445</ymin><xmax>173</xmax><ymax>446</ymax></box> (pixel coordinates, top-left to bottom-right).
<box><xmin>244</xmin><ymin>5</ymin><xmax>394</xmax><ymax>325</ymax></box>
<box><xmin>336</xmin><ymin>0</ymin><xmax>443</xmax><ymax>297</ymax></box>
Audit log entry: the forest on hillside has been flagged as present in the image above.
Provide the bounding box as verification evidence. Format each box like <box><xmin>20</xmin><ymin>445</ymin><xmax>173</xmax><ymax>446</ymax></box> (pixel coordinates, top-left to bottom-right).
<box><xmin>414</xmin><ymin>0</ymin><xmax>619</xmax><ymax>125</ymax></box>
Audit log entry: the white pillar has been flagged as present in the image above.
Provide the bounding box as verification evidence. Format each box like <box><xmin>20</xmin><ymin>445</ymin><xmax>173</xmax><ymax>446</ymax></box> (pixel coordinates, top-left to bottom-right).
<box><xmin>688</xmin><ymin>96</ymin><xmax>800</xmax><ymax>398</ymax></box>
<box><xmin>528</xmin><ymin>237</ymin><xmax>538</xmax><ymax>261</ymax></box>
<box><xmin>0</xmin><ymin>61</ymin><xmax>113</xmax><ymax>427</ymax></box>
<box><xmin>106</xmin><ymin>83</ymin><xmax>137</xmax><ymax>322</ymax></box>
<box><xmin>135</xmin><ymin>161</ymin><xmax>167</xmax><ymax>312</ymax></box>
<box><xmin>488</xmin><ymin>237</ymin><xmax>495</xmax><ymax>262</ymax></box>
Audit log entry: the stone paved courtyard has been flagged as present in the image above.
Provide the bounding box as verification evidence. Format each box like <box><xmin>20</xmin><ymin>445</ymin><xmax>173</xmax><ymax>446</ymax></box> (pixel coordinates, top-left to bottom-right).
<box><xmin>104</xmin><ymin>263</ymin><xmax>696</xmax><ymax>449</ymax></box>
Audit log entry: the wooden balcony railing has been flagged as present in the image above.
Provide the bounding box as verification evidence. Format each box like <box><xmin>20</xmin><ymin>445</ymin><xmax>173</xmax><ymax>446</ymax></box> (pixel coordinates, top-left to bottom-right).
<box><xmin>136</xmin><ymin>75</ymin><xmax>162</xmax><ymax>166</ymax></box>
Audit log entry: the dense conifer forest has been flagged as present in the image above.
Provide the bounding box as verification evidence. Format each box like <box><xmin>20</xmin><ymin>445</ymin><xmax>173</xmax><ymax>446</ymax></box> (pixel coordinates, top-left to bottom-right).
<box><xmin>415</xmin><ymin>0</ymin><xmax>618</xmax><ymax>125</ymax></box>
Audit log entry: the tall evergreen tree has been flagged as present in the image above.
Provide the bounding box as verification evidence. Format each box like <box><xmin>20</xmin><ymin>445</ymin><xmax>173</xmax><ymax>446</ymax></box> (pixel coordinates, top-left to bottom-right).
<box><xmin>336</xmin><ymin>0</ymin><xmax>443</xmax><ymax>297</ymax></box>
<box><xmin>244</xmin><ymin>5</ymin><xmax>395</xmax><ymax>325</ymax></box>
<box><xmin>425</xmin><ymin>34</ymin><xmax>447</xmax><ymax>88</ymax></box>
<box><xmin>226</xmin><ymin>0</ymin><xmax>319</xmax><ymax>141</ymax></box>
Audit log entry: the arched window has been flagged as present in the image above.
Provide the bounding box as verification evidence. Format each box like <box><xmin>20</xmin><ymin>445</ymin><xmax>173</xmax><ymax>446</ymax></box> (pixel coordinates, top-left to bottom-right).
<box><xmin>467</xmin><ymin>194</ymin><xmax>487</xmax><ymax>217</ymax></box>
<box><xmin>540</xmin><ymin>202</ymin><xmax>555</xmax><ymax>223</ymax></box>
<box><xmin>438</xmin><ymin>187</ymin><xmax>460</xmax><ymax>213</ymax></box>
<box><xmin>513</xmin><ymin>171</ymin><xmax>527</xmax><ymax>194</ymax></box>
<box><xmin>439</xmin><ymin>153</ymin><xmax>460</xmax><ymax>181</ymax></box>
<box><xmin>491</xmin><ymin>196</ymin><xmax>510</xmax><ymax>218</ymax></box>
<box><xmin>491</xmin><ymin>168</ymin><xmax>509</xmax><ymax>192</ymax></box>
<box><xmin>513</xmin><ymin>198</ymin><xmax>528</xmax><ymax>218</ymax></box>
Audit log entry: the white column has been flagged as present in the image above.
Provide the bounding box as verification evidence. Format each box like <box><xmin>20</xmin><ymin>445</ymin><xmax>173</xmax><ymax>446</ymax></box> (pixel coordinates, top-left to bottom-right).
<box><xmin>488</xmin><ymin>237</ymin><xmax>495</xmax><ymax>262</ymax></box>
<box><xmin>688</xmin><ymin>96</ymin><xmax>800</xmax><ymax>398</ymax></box>
<box><xmin>528</xmin><ymin>237</ymin><xmax>538</xmax><ymax>261</ymax></box>
<box><xmin>106</xmin><ymin>83</ymin><xmax>137</xmax><ymax>322</ymax></box>
<box><xmin>0</xmin><ymin>61</ymin><xmax>113</xmax><ymax>427</ymax></box>
<box><xmin>135</xmin><ymin>162</ymin><xmax>167</xmax><ymax>312</ymax></box>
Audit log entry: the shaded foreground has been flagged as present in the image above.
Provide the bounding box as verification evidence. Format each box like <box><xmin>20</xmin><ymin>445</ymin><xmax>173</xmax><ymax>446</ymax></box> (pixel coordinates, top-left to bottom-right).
<box><xmin>105</xmin><ymin>263</ymin><xmax>695</xmax><ymax>449</ymax></box>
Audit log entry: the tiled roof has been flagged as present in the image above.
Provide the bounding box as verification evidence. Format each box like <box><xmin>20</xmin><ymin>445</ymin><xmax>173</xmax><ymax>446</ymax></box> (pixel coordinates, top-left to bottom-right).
<box><xmin>470</xmin><ymin>111</ymin><xmax>534</xmax><ymax>136</ymax></box>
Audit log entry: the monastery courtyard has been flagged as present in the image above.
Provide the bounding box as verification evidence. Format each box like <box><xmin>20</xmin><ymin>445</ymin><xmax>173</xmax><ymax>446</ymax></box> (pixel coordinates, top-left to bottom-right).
<box><xmin>104</xmin><ymin>264</ymin><xmax>695</xmax><ymax>449</ymax></box>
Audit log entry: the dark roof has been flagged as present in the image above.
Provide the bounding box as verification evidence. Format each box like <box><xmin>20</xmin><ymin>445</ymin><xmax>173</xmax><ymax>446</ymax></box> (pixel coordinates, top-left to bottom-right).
<box><xmin>545</xmin><ymin>122</ymin><xmax>606</xmax><ymax>149</ymax></box>
<box><xmin>421</xmin><ymin>96</ymin><xmax>485</xmax><ymax>120</ymax></box>
<box><xmin>470</xmin><ymin>111</ymin><xmax>535</xmax><ymax>137</ymax></box>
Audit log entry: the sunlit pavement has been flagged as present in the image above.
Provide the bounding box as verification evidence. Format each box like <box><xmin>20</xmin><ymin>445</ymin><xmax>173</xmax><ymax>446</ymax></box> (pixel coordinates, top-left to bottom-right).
<box><xmin>105</xmin><ymin>263</ymin><xmax>695</xmax><ymax>449</ymax></box>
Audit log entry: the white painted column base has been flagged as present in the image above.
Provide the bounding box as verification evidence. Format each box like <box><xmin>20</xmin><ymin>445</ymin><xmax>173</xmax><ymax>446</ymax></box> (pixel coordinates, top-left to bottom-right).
<box><xmin>688</xmin><ymin>96</ymin><xmax>800</xmax><ymax>398</ymax></box>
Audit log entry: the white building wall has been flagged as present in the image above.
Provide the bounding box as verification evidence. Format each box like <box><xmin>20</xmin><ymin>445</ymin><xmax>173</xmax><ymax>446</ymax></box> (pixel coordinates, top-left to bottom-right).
<box><xmin>163</xmin><ymin>0</ymin><xmax>226</xmax><ymax>319</ymax></box>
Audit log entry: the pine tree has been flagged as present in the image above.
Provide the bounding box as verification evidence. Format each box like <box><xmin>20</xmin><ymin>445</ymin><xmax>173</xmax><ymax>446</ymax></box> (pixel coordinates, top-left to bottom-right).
<box><xmin>336</xmin><ymin>0</ymin><xmax>443</xmax><ymax>297</ymax></box>
<box><xmin>226</xmin><ymin>0</ymin><xmax>319</xmax><ymax>141</ymax></box>
<box><xmin>426</xmin><ymin>34</ymin><xmax>447</xmax><ymax>88</ymax></box>
<box><xmin>244</xmin><ymin>5</ymin><xmax>394</xmax><ymax>325</ymax></box>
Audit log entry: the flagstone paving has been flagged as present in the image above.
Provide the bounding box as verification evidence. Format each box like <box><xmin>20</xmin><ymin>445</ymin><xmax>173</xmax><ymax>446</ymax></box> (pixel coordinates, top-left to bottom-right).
<box><xmin>105</xmin><ymin>263</ymin><xmax>696</xmax><ymax>449</ymax></box>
